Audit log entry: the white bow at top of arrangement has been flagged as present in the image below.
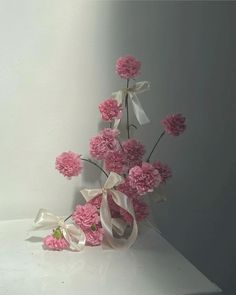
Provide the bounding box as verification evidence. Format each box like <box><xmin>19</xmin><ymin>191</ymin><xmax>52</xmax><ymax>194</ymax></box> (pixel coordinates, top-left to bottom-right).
<box><xmin>32</xmin><ymin>209</ymin><xmax>86</xmax><ymax>251</ymax></box>
<box><xmin>112</xmin><ymin>81</ymin><xmax>151</xmax><ymax>128</ymax></box>
<box><xmin>81</xmin><ymin>172</ymin><xmax>138</xmax><ymax>249</ymax></box>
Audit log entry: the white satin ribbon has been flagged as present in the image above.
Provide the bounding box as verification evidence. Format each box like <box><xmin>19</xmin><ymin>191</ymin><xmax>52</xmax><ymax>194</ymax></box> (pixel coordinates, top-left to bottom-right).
<box><xmin>80</xmin><ymin>172</ymin><xmax>138</xmax><ymax>249</ymax></box>
<box><xmin>112</xmin><ymin>81</ymin><xmax>151</xmax><ymax>128</ymax></box>
<box><xmin>32</xmin><ymin>209</ymin><xmax>86</xmax><ymax>251</ymax></box>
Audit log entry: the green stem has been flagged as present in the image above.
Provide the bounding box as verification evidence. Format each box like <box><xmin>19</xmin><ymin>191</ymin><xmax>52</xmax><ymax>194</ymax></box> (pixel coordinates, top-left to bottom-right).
<box><xmin>64</xmin><ymin>215</ymin><xmax>72</xmax><ymax>222</ymax></box>
<box><xmin>125</xmin><ymin>79</ymin><xmax>130</xmax><ymax>139</ymax></box>
<box><xmin>146</xmin><ymin>131</ymin><xmax>165</xmax><ymax>162</ymax></box>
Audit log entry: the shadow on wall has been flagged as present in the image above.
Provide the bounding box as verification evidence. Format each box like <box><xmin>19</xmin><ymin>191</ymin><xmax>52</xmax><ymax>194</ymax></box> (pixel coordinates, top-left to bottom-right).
<box><xmin>105</xmin><ymin>1</ymin><xmax>236</xmax><ymax>292</ymax></box>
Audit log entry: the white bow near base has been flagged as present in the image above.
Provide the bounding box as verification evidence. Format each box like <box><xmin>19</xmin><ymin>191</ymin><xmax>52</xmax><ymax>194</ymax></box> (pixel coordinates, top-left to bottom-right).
<box><xmin>112</xmin><ymin>81</ymin><xmax>151</xmax><ymax>129</ymax></box>
<box><xmin>81</xmin><ymin>172</ymin><xmax>138</xmax><ymax>249</ymax></box>
<box><xmin>32</xmin><ymin>209</ymin><xmax>86</xmax><ymax>251</ymax></box>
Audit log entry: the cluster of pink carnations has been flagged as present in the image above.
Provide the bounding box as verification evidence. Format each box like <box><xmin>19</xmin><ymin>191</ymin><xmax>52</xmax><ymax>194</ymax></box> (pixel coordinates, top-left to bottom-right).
<box><xmin>43</xmin><ymin>55</ymin><xmax>186</xmax><ymax>251</ymax></box>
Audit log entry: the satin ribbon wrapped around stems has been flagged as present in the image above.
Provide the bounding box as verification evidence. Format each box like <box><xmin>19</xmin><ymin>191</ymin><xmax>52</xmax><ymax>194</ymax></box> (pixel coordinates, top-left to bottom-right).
<box><xmin>81</xmin><ymin>172</ymin><xmax>138</xmax><ymax>249</ymax></box>
<box><xmin>32</xmin><ymin>209</ymin><xmax>86</xmax><ymax>251</ymax></box>
<box><xmin>112</xmin><ymin>81</ymin><xmax>151</xmax><ymax>129</ymax></box>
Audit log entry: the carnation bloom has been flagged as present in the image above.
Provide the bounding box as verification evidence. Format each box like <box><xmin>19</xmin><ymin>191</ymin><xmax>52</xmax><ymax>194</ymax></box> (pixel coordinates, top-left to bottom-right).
<box><xmin>99</xmin><ymin>98</ymin><xmax>122</xmax><ymax>121</ymax></box>
<box><xmin>133</xmin><ymin>199</ymin><xmax>149</xmax><ymax>222</ymax></box>
<box><xmin>122</xmin><ymin>139</ymin><xmax>145</xmax><ymax>168</ymax></box>
<box><xmin>116</xmin><ymin>55</ymin><xmax>141</xmax><ymax>79</ymax></box>
<box><xmin>55</xmin><ymin>151</ymin><xmax>83</xmax><ymax>179</ymax></box>
<box><xmin>72</xmin><ymin>203</ymin><xmax>100</xmax><ymax>230</ymax></box>
<box><xmin>153</xmin><ymin>161</ymin><xmax>172</xmax><ymax>184</ymax></box>
<box><xmin>101</xmin><ymin>128</ymin><xmax>120</xmax><ymax>139</ymax></box>
<box><xmin>43</xmin><ymin>234</ymin><xmax>69</xmax><ymax>251</ymax></box>
<box><xmin>88</xmin><ymin>195</ymin><xmax>102</xmax><ymax>209</ymax></box>
<box><xmin>161</xmin><ymin>113</ymin><xmax>186</xmax><ymax>136</ymax></box>
<box><xmin>104</xmin><ymin>150</ymin><xmax>127</xmax><ymax>174</ymax></box>
<box><xmin>117</xmin><ymin>177</ymin><xmax>139</xmax><ymax>200</ymax></box>
<box><xmin>88</xmin><ymin>194</ymin><xmax>120</xmax><ymax>218</ymax></box>
<box><xmin>129</xmin><ymin>162</ymin><xmax>162</xmax><ymax>195</ymax></box>
<box><xmin>89</xmin><ymin>128</ymin><xmax>119</xmax><ymax>160</ymax></box>
<box><xmin>120</xmin><ymin>199</ymin><xmax>149</xmax><ymax>224</ymax></box>
<box><xmin>85</xmin><ymin>227</ymin><xmax>105</xmax><ymax>246</ymax></box>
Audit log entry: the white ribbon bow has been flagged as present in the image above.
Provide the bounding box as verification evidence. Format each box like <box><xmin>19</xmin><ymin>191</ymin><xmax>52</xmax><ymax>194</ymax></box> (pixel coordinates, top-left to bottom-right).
<box><xmin>81</xmin><ymin>172</ymin><xmax>138</xmax><ymax>249</ymax></box>
<box><xmin>112</xmin><ymin>81</ymin><xmax>151</xmax><ymax>129</ymax></box>
<box><xmin>33</xmin><ymin>209</ymin><xmax>86</xmax><ymax>251</ymax></box>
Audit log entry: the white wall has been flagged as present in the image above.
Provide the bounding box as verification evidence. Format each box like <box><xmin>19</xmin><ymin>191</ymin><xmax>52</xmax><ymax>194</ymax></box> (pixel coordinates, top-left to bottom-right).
<box><xmin>0</xmin><ymin>1</ymin><xmax>235</xmax><ymax>292</ymax></box>
<box><xmin>0</xmin><ymin>1</ymin><xmax>118</xmax><ymax>219</ymax></box>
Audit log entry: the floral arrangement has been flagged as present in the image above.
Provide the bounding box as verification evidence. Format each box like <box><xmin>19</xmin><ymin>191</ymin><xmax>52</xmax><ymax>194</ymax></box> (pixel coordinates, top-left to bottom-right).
<box><xmin>33</xmin><ymin>55</ymin><xmax>186</xmax><ymax>251</ymax></box>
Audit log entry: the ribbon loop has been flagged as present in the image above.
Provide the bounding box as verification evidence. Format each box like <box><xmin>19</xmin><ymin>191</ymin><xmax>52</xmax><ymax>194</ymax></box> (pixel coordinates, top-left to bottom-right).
<box><xmin>103</xmin><ymin>171</ymin><xmax>123</xmax><ymax>189</ymax></box>
<box><xmin>112</xmin><ymin>81</ymin><xmax>151</xmax><ymax>128</ymax></box>
<box><xmin>80</xmin><ymin>172</ymin><xmax>138</xmax><ymax>249</ymax></box>
<box><xmin>32</xmin><ymin>209</ymin><xmax>86</xmax><ymax>251</ymax></box>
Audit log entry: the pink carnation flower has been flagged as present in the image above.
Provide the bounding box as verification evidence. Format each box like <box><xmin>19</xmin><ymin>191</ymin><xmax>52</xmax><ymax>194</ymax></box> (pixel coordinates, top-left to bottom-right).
<box><xmin>133</xmin><ymin>199</ymin><xmax>149</xmax><ymax>222</ymax></box>
<box><xmin>55</xmin><ymin>151</ymin><xmax>83</xmax><ymax>179</ymax></box>
<box><xmin>43</xmin><ymin>235</ymin><xmax>69</xmax><ymax>251</ymax></box>
<box><xmin>116</xmin><ymin>55</ymin><xmax>141</xmax><ymax>79</ymax></box>
<box><xmin>88</xmin><ymin>195</ymin><xmax>102</xmax><ymax>209</ymax></box>
<box><xmin>129</xmin><ymin>162</ymin><xmax>162</xmax><ymax>195</ymax></box>
<box><xmin>101</xmin><ymin>128</ymin><xmax>120</xmax><ymax>139</ymax></box>
<box><xmin>89</xmin><ymin>128</ymin><xmax>119</xmax><ymax>160</ymax></box>
<box><xmin>99</xmin><ymin>98</ymin><xmax>122</xmax><ymax>121</ymax></box>
<box><xmin>122</xmin><ymin>139</ymin><xmax>145</xmax><ymax>168</ymax></box>
<box><xmin>153</xmin><ymin>161</ymin><xmax>172</xmax><ymax>184</ymax></box>
<box><xmin>73</xmin><ymin>203</ymin><xmax>100</xmax><ymax>230</ymax></box>
<box><xmin>120</xmin><ymin>199</ymin><xmax>149</xmax><ymax>224</ymax></box>
<box><xmin>85</xmin><ymin>227</ymin><xmax>105</xmax><ymax>246</ymax></box>
<box><xmin>117</xmin><ymin>177</ymin><xmax>139</xmax><ymax>200</ymax></box>
<box><xmin>105</xmin><ymin>150</ymin><xmax>127</xmax><ymax>174</ymax></box>
<box><xmin>88</xmin><ymin>194</ymin><xmax>120</xmax><ymax>218</ymax></box>
<box><xmin>161</xmin><ymin>114</ymin><xmax>186</xmax><ymax>136</ymax></box>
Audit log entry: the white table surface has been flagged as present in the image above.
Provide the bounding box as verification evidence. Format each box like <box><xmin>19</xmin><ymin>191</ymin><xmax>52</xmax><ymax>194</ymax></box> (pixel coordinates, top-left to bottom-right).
<box><xmin>0</xmin><ymin>219</ymin><xmax>221</xmax><ymax>295</ymax></box>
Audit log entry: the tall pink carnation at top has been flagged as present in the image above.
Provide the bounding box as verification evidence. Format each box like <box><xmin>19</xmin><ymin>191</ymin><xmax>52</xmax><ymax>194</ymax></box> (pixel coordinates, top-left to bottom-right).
<box><xmin>129</xmin><ymin>162</ymin><xmax>162</xmax><ymax>195</ymax></box>
<box><xmin>99</xmin><ymin>98</ymin><xmax>122</xmax><ymax>122</ymax></box>
<box><xmin>89</xmin><ymin>128</ymin><xmax>120</xmax><ymax>160</ymax></box>
<box><xmin>55</xmin><ymin>151</ymin><xmax>83</xmax><ymax>179</ymax></box>
<box><xmin>161</xmin><ymin>114</ymin><xmax>186</xmax><ymax>136</ymax></box>
<box><xmin>116</xmin><ymin>55</ymin><xmax>141</xmax><ymax>79</ymax></box>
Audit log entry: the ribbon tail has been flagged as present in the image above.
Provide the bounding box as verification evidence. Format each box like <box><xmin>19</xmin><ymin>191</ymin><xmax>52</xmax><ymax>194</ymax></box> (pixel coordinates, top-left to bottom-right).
<box><xmin>112</xmin><ymin>90</ymin><xmax>125</xmax><ymax>129</ymax></box>
<box><xmin>133</xmin><ymin>81</ymin><xmax>151</xmax><ymax>94</ymax></box>
<box><xmin>112</xmin><ymin>90</ymin><xmax>124</xmax><ymax>105</ymax></box>
<box><xmin>62</xmin><ymin>225</ymin><xmax>86</xmax><ymax>252</ymax></box>
<box><xmin>100</xmin><ymin>192</ymin><xmax>115</xmax><ymax>249</ymax></box>
<box><xmin>111</xmin><ymin>190</ymin><xmax>138</xmax><ymax>249</ymax></box>
<box><xmin>131</xmin><ymin>93</ymin><xmax>150</xmax><ymax>125</ymax></box>
<box><xmin>32</xmin><ymin>209</ymin><xmax>61</xmax><ymax>230</ymax></box>
<box><xmin>100</xmin><ymin>189</ymin><xmax>138</xmax><ymax>249</ymax></box>
<box><xmin>113</xmin><ymin>118</ymin><xmax>120</xmax><ymax>129</ymax></box>
<box><xmin>111</xmin><ymin>218</ymin><xmax>127</xmax><ymax>237</ymax></box>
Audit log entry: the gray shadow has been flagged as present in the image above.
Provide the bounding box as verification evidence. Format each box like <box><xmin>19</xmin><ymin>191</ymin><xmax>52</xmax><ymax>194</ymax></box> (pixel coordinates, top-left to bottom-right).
<box><xmin>81</xmin><ymin>156</ymin><xmax>105</xmax><ymax>185</ymax></box>
<box><xmin>25</xmin><ymin>236</ymin><xmax>42</xmax><ymax>243</ymax></box>
<box><xmin>71</xmin><ymin>185</ymin><xmax>86</xmax><ymax>211</ymax></box>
